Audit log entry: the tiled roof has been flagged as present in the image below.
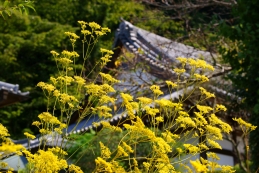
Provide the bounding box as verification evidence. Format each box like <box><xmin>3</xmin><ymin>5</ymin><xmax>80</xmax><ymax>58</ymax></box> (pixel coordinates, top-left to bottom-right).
<box><xmin>0</xmin><ymin>81</ymin><xmax>29</xmax><ymax>108</ymax></box>
<box><xmin>113</xmin><ymin>19</ymin><xmax>219</xmax><ymax>78</ymax></box>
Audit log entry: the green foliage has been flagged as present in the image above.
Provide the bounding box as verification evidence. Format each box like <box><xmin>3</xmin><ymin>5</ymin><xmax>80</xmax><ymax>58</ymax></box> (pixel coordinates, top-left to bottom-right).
<box><xmin>0</xmin><ymin>0</ymin><xmax>35</xmax><ymax>19</ymax></box>
<box><xmin>0</xmin><ymin>12</ymin><xmax>76</xmax><ymax>139</ymax></box>
<box><xmin>219</xmin><ymin>0</ymin><xmax>259</xmax><ymax>171</ymax></box>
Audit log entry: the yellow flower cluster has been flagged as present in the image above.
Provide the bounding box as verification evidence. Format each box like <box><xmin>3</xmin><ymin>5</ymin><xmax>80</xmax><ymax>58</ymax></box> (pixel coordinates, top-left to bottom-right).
<box><xmin>65</xmin><ymin>32</ymin><xmax>80</xmax><ymax>44</ymax></box>
<box><xmin>74</xmin><ymin>76</ymin><xmax>85</xmax><ymax>86</ymax></box>
<box><xmin>101</xmin><ymin>121</ymin><xmax>122</xmax><ymax>132</ymax></box>
<box><xmin>166</xmin><ymin>80</ymin><xmax>178</xmax><ymax>88</ymax></box>
<box><xmin>0</xmin><ymin>141</ymin><xmax>25</xmax><ymax>156</ymax></box>
<box><xmin>0</xmin><ymin>123</ymin><xmax>9</xmax><ymax>139</ymax></box>
<box><xmin>24</xmin><ymin>132</ymin><xmax>36</xmax><ymax>139</ymax></box>
<box><xmin>92</xmin><ymin>106</ymin><xmax>112</xmax><ymax>118</ymax></box>
<box><xmin>233</xmin><ymin>117</ymin><xmax>257</xmax><ymax>134</ymax></box>
<box><xmin>199</xmin><ymin>87</ymin><xmax>215</xmax><ymax>98</ymax></box>
<box><xmin>137</xmin><ymin>96</ymin><xmax>153</xmax><ymax>105</ymax></box>
<box><xmin>68</xmin><ymin>164</ymin><xmax>84</xmax><ymax>173</ymax></box>
<box><xmin>194</xmin><ymin>73</ymin><xmax>209</xmax><ymax>82</ymax></box>
<box><xmin>150</xmin><ymin>85</ymin><xmax>163</xmax><ymax>96</ymax></box>
<box><xmin>23</xmin><ymin>148</ymin><xmax>68</xmax><ymax>173</ymax></box>
<box><xmin>190</xmin><ymin>153</ymin><xmax>235</xmax><ymax>173</ymax></box>
<box><xmin>37</xmin><ymin>82</ymin><xmax>55</xmax><ymax>93</ymax></box>
<box><xmin>85</xmin><ymin>83</ymin><xmax>115</xmax><ymax>96</ymax></box>
<box><xmin>99</xmin><ymin>142</ymin><xmax>111</xmax><ymax>159</ymax></box>
<box><xmin>34</xmin><ymin>112</ymin><xmax>67</xmax><ymax>135</ymax></box>
<box><xmin>190</xmin><ymin>159</ymin><xmax>208</xmax><ymax>172</ymax></box>
<box><xmin>176</xmin><ymin>57</ymin><xmax>188</xmax><ymax>64</ymax></box>
<box><xmin>100</xmin><ymin>48</ymin><xmax>114</xmax><ymax>55</ymax></box>
<box><xmin>173</xmin><ymin>68</ymin><xmax>186</xmax><ymax>74</ymax></box>
<box><xmin>99</xmin><ymin>72</ymin><xmax>120</xmax><ymax>84</ymax></box>
<box><xmin>188</xmin><ymin>58</ymin><xmax>214</xmax><ymax>71</ymax></box>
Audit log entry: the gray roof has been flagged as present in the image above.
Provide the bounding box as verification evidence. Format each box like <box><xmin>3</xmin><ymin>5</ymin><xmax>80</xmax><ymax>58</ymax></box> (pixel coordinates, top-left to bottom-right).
<box><xmin>0</xmin><ymin>81</ymin><xmax>29</xmax><ymax>108</ymax></box>
<box><xmin>113</xmin><ymin>20</ymin><xmax>219</xmax><ymax>78</ymax></box>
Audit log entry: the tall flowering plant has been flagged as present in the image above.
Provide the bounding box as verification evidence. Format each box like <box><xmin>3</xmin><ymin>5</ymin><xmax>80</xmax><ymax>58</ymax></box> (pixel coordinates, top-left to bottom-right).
<box><xmin>0</xmin><ymin>21</ymin><xmax>257</xmax><ymax>173</ymax></box>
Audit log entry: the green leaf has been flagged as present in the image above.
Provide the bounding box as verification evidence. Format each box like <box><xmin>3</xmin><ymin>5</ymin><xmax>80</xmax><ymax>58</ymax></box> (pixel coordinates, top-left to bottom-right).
<box><xmin>23</xmin><ymin>3</ymin><xmax>36</xmax><ymax>12</ymax></box>
<box><xmin>3</xmin><ymin>0</ymin><xmax>10</xmax><ymax>8</ymax></box>
<box><xmin>23</xmin><ymin>7</ymin><xmax>28</xmax><ymax>15</ymax></box>
<box><xmin>4</xmin><ymin>9</ymin><xmax>11</xmax><ymax>16</ymax></box>
<box><xmin>0</xmin><ymin>11</ymin><xmax>5</xmax><ymax>20</ymax></box>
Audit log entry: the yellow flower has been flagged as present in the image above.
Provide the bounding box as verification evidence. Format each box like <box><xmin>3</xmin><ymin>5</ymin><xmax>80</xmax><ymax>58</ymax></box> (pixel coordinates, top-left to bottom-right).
<box><xmin>143</xmin><ymin>162</ymin><xmax>151</xmax><ymax>171</ymax></box>
<box><xmin>62</xmin><ymin>50</ymin><xmax>79</xmax><ymax>58</ymax></box>
<box><xmin>150</xmin><ymin>85</ymin><xmax>163</xmax><ymax>96</ymax></box>
<box><xmin>89</xmin><ymin>22</ymin><xmax>101</xmax><ymax>29</ymax></box>
<box><xmin>190</xmin><ymin>159</ymin><xmax>208</xmax><ymax>172</ymax></box>
<box><xmin>122</xmin><ymin>142</ymin><xmax>134</xmax><ymax>153</ymax></box>
<box><xmin>161</xmin><ymin>130</ymin><xmax>179</xmax><ymax>144</ymax></box>
<box><xmin>50</xmin><ymin>77</ymin><xmax>57</xmax><ymax>85</ymax></box>
<box><xmin>50</xmin><ymin>50</ymin><xmax>60</xmax><ymax>57</ymax></box>
<box><xmin>176</xmin><ymin>57</ymin><xmax>187</xmax><ymax>64</ymax></box>
<box><xmin>0</xmin><ymin>123</ymin><xmax>9</xmax><ymax>138</ymax></box>
<box><xmin>207</xmin><ymin>139</ymin><xmax>222</xmax><ymax>149</ymax></box>
<box><xmin>100</xmin><ymin>48</ymin><xmax>114</xmax><ymax>55</ymax></box>
<box><xmin>116</xmin><ymin>146</ymin><xmax>128</xmax><ymax>157</ymax></box>
<box><xmin>0</xmin><ymin>141</ymin><xmax>25</xmax><ymax>155</ymax></box>
<box><xmin>95</xmin><ymin>157</ymin><xmax>113</xmax><ymax>173</ymax></box>
<box><xmin>173</xmin><ymin>68</ymin><xmax>186</xmax><ymax>74</ymax></box>
<box><xmin>32</xmin><ymin>121</ymin><xmax>41</xmax><ymax>127</ymax></box>
<box><xmin>99</xmin><ymin>142</ymin><xmax>111</xmax><ymax>159</ymax></box>
<box><xmin>209</xmin><ymin>114</ymin><xmax>232</xmax><ymax>133</ymax></box>
<box><xmin>215</xmin><ymin>104</ymin><xmax>227</xmax><ymax>111</ymax></box>
<box><xmin>199</xmin><ymin>87</ymin><xmax>215</xmax><ymax>98</ymax></box>
<box><xmin>206</xmin><ymin>125</ymin><xmax>222</xmax><ymax>140</ymax></box>
<box><xmin>57</xmin><ymin>58</ymin><xmax>73</xmax><ymax>66</ymax></box>
<box><xmin>194</xmin><ymin>74</ymin><xmax>209</xmax><ymax>82</ymax></box>
<box><xmin>101</xmin><ymin>54</ymin><xmax>112</xmax><ymax>65</ymax></box>
<box><xmin>101</xmin><ymin>27</ymin><xmax>111</xmax><ymax>33</ymax></box>
<box><xmin>137</xmin><ymin>97</ymin><xmax>153</xmax><ymax>105</ymax></box>
<box><xmin>207</xmin><ymin>152</ymin><xmax>220</xmax><ymax>160</ymax></box>
<box><xmin>166</xmin><ymin>81</ymin><xmax>177</xmax><ymax>88</ymax></box>
<box><xmin>0</xmin><ymin>161</ymin><xmax>8</xmax><ymax>168</ymax></box>
<box><xmin>144</xmin><ymin>106</ymin><xmax>159</xmax><ymax>116</ymax></box>
<box><xmin>64</xmin><ymin>32</ymin><xmax>80</xmax><ymax>39</ymax></box>
<box><xmin>99</xmin><ymin>95</ymin><xmax>116</xmax><ymax>104</ymax></box>
<box><xmin>194</xmin><ymin>112</ymin><xmax>208</xmax><ymax>126</ymax></box>
<box><xmin>38</xmin><ymin>112</ymin><xmax>61</xmax><ymax>124</ymax></box>
<box><xmin>37</xmin><ymin>82</ymin><xmax>55</xmax><ymax>92</ymax></box>
<box><xmin>69</xmin><ymin>164</ymin><xmax>84</xmax><ymax>173</ymax></box>
<box><xmin>24</xmin><ymin>132</ymin><xmax>36</xmax><ymax>139</ymax></box>
<box><xmin>99</xmin><ymin>72</ymin><xmax>120</xmax><ymax>84</ymax></box>
<box><xmin>74</xmin><ymin>76</ymin><xmax>85</xmax><ymax>86</ymax></box>
<box><xmin>92</xmin><ymin>106</ymin><xmax>112</xmax><ymax>118</ymax></box>
<box><xmin>176</xmin><ymin>116</ymin><xmax>196</xmax><ymax>128</ymax></box>
<box><xmin>154</xmin><ymin>137</ymin><xmax>172</xmax><ymax>153</ymax></box>
<box><xmin>101</xmin><ymin>84</ymin><xmax>116</xmax><ymax>93</ymax></box>
<box><xmin>121</xmin><ymin>93</ymin><xmax>133</xmax><ymax>105</ymax></box>
<box><xmin>196</xmin><ymin>105</ymin><xmax>213</xmax><ymax>114</ymax></box>
<box><xmin>233</xmin><ymin>117</ymin><xmax>257</xmax><ymax>132</ymax></box>
<box><xmin>81</xmin><ymin>30</ymin><xmax>91</xmax><ymax>35</ymax></box>
<box><xmin>155</xmin><ymin>116</ymin><xmax>164</xmax><ymax>123</ymax></box>
<box><xmin>23</xmin><ymin>148</ymin><xmax>68</xmax><ymax>172</ymax></box>
<box><xmin>183</xmin><ymin>144</ymin><xmax>200</xmax><ymax>154</ymax></box>
<box><xmin>59</xmin><ymin>93</ymin><xmax>78</xmax><ymax>104</ymax></box>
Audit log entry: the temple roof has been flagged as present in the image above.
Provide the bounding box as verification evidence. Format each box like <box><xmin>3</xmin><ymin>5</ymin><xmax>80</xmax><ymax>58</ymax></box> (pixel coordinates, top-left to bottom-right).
<box><xmin>0</xmin><ymin>81</ymin><xmax>29</xmax><ymax>108</ymax></box>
